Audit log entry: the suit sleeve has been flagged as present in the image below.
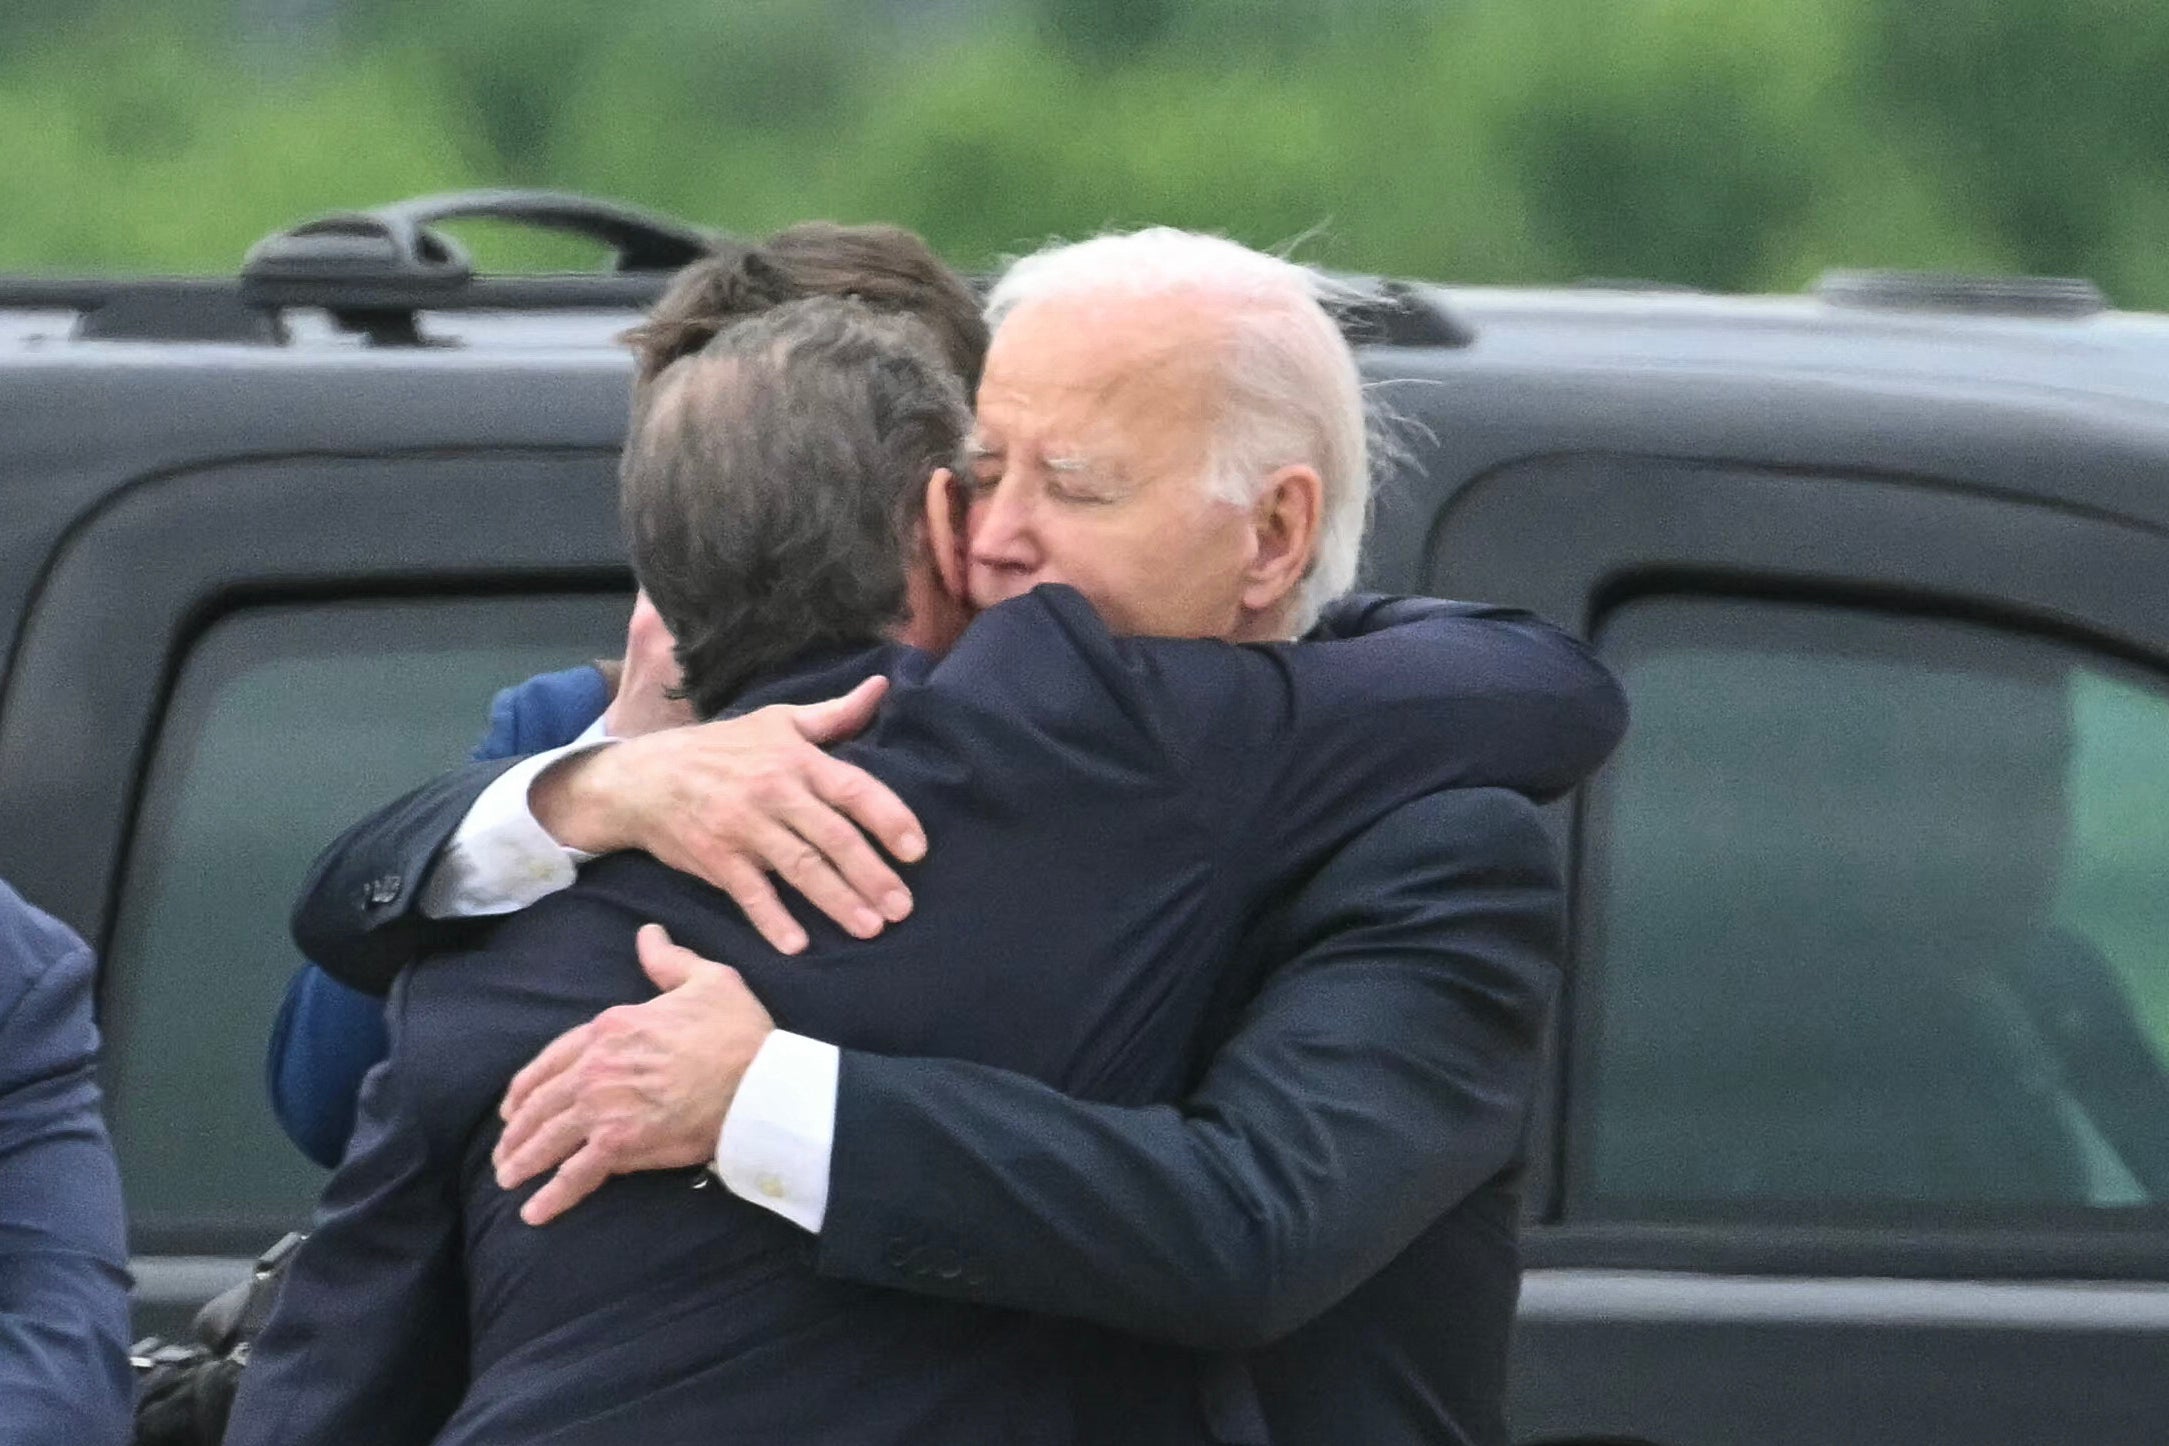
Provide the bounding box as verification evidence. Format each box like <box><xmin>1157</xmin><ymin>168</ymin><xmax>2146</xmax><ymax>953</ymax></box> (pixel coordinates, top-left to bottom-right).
<box><xmin>1303</xmin><ymin>594</ymin><xmax>1620</xmax><ymax>800</ymax></box>
<box><xmin>289</xmin><ymin>757</ymin><xmax>522</xmax><ymax>994</ymax></box>
<box><xmin>941</xmin><ymin>588</ymin><xmax>1625</xmax><ymax>848</ymax></box>
<box><xmin>816</xmin><ymin>787</ymin><xmax>1563</xmax><ymax>1349</ymax></box>
<box><xmin>222</xmin><ymin>978</ymin><xmax>469</xmax><ymax>1446</ymax></box>
<box><xmin>0</xmin><ymin>909</ymin><xmax>132</xmax><ymax>1446</ymax></box>
<box><xmin>1181</xmin><ymin>594</ymin><xmax>1626</xmax><ymax>836</ymax></box>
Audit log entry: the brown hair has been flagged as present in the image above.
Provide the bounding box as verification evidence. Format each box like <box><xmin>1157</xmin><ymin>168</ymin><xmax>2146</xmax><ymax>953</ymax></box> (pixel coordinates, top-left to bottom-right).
<box><xmin>620</xmin><ymin>222</ymin><xmax>987</xmax><ymax>398</ymax></box>
<box><xmin>621</xmin><ymin>297</ymin><xmax>970</xmax><ymax>715</ymax></box>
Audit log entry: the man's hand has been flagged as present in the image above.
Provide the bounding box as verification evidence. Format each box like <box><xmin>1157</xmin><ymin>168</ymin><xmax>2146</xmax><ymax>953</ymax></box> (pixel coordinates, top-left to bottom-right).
<box><xmin>532</xmin><ymin>676</ymin><xmax>924</xmax><ymax>954</ymax></box>
<box><xmin>493</xmin><ymin>924</ymin><xmax>775</xmax><ymax>1225</ymax></box>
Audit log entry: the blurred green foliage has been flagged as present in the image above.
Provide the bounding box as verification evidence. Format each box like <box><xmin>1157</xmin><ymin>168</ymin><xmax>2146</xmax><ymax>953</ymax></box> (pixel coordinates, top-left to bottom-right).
<box><xmin>5</xmin><ymin>0</ymin><xmax>2166</xmax><ymax>304</ymax></box>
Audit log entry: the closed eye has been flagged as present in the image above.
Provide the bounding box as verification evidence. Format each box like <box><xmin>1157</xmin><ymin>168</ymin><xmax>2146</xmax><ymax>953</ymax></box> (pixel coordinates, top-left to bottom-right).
<box><xmin>1047</xmin><ymin>476</ymin><xmax>1120</xmax><ymax>505</ymax></box>
<box><xmin>1046</xmin><ymin>457</ymin><xmax>1125</xmax><ymax>505</ymax></box>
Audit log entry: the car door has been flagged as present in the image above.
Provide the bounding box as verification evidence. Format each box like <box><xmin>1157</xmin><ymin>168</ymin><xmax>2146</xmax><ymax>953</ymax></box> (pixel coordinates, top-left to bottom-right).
<box><xmin>1430</xmin><ymin>455</ymin><xmax>2169</xmax><ymax>1446</ymax></box>
<box><xmin>0</xmin><ymin>445</ymin><xmax>631</xmax><ymax>1336</ymax></box>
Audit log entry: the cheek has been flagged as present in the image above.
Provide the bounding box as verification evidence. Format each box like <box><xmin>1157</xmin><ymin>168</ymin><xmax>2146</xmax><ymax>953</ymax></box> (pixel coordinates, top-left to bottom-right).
<box><xmin>1050</xmin><ymin>517</ymin><xmax>1202</xmax><ymax>626</ymax></box>
<box><xmin>1035</xmin><ymin>511</ymin><xmax>1143</xmax><ymax>583</ymax></box>
<box><xmin>1144</xmin><ymin>502</ymin><xmax>1250</xmax><ymax>582</ymax></box>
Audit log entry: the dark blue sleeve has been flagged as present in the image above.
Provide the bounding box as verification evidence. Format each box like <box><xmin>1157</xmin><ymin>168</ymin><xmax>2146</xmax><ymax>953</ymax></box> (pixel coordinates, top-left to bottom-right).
<box><xmin>267</xmin><ymin>664</ymin><xmax>612</xmax><ymax>1165</ymax></box>
<box><xmin>1181</xmin><ymin>591</ymin><xmax>1626</xmax><ymax>817</ymax></box>
<box><xmin>0</xmin><ymin>883</ymin><xmax>132</xmax><ymax>1446</ymax></box>
<box><xmin>473</xmin><ymin>664</ymin><xmax>613</xmax><ymax>760</ymax></box>
<box><xmin>934</xmin><ymin>586</ymin><xmax>1625</xmax><ymax>859</ymax></box>
<box><xmin>266</xmin><ymin>969</ymin><xmax>390</xmax><ymax>1169</ymax></box>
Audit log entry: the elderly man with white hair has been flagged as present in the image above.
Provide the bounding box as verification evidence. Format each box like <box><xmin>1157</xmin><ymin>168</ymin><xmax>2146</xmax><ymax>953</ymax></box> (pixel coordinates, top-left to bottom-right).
<box><xmin>292</xmin><ymin>228</ymin><xmax>1625</xmax><ymax>1445</ymax></box>
<box><xmin>962</xmin><ymin>228</ymin><xmax>1372</xmax><ymax>644</ymax></box>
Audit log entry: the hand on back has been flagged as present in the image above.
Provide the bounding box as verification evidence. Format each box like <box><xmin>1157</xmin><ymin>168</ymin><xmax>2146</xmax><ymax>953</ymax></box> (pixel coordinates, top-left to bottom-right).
<box><xmin>493</xmin><ymin>925</ymin><xmax>772</xmax><ymax>1225</ymax></box>
<box><xmin>535</xmin><ymin>674</ymin><xmax>923</xmax><ymax>954</ymax></box>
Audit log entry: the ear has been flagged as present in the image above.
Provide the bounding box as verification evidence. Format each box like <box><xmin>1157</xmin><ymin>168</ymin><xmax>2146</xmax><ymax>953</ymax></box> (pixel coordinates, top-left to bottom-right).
<box><xmin>923</xmin><ymin>467</ymin><xmax>969</xmax><ymax>602</ymax></box>
<box><xmin>1238</xmin><ymin>464</ymin><xmax>1324</xmax><ymax>617</ymax></box>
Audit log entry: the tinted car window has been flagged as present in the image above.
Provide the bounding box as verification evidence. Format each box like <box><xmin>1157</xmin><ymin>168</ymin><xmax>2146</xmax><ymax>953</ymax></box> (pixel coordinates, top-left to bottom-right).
<box><xmin>1578</xmin><ymin>596</ymin><xmax>2169</xmax><ymax>1218</ymax></box>
<box><xmin>102</xmin><ymin>594</ymin><xmax>627</xmax><ymax>1247</ymax></box>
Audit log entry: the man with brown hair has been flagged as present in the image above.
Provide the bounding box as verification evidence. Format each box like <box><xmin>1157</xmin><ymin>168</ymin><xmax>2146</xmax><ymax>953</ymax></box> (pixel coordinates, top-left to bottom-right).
<box><xmin>270</xmin><ymin>223</ymin><xmax>984</xmax><ymax>1166</ymax></box>
<box><xmin>624</xmin><ymin>222</ymin><xmax>989</xmax><ymax>394</ymax></box>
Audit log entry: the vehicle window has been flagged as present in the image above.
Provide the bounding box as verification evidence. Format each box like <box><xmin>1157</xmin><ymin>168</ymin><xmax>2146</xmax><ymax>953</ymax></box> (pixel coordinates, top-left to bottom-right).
<box><xmin>102</xmin><ymin>594</ymin><xmax>628</xmax><ymax>1247</ymax></box>
<box><xmin>1577</xmin><ymin>596</ymin><xmax>2169</xmax><ymax>1219</ymax></box>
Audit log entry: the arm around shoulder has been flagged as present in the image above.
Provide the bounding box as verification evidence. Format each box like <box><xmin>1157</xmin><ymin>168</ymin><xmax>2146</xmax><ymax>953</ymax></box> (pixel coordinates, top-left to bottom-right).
<box><xmin>1285</xmin><ymin>595</ymin><xmax>1628</xmax><ymax>804</ymax></box>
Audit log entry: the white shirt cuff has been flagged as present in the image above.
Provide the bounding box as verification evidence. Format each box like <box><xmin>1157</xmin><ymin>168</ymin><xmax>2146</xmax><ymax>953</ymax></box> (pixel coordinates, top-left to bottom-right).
<box><xmin>715</xmin><ymin>1031</ymin><xmax>840</xmax><ymax>1234</ymax></box>
<box><xmin>417</xmin><ymin>724</ymin><xmax>615</xmax><ymax>920</ymax></box>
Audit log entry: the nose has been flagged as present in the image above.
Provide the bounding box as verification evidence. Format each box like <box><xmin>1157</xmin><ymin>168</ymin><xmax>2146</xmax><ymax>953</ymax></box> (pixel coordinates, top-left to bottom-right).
<box><xmin>967</xmin><ymin>476</ymin><xmax>1043</xmax><ymax>577</ymax></box>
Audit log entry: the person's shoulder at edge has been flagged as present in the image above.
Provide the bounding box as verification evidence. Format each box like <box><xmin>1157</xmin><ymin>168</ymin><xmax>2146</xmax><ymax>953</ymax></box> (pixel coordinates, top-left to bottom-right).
<box><xmin>0</xmin><ymin>880</ymin><xmax>133</xmax><ymax>1446</ymax></box>
<box><xmin>0</xmin><ymin>880</ymin><xmax>94</xmax><ymax>1029</ymax></box>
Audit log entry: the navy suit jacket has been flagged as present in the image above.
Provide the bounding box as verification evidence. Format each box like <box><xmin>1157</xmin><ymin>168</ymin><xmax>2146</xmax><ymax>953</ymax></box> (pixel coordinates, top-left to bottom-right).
<box><xmin>825</xmin><ymin>785</ymin><xmax>1561</xmax><ymax>1446</ymax></box>
<box><xmin>238</xmin><ymin>587</ymin><xmax>1620</xmax><ymax>1445</ymax></box>
<box><xmin>0</xmin><ymin>880</ymin><xmax>132</xmax><ymax>1446</ymax></box>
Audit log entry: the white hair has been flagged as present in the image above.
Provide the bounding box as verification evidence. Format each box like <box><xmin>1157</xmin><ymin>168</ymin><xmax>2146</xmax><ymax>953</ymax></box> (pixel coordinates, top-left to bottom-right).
<box><xmin>987</xmin><ymin>229</ymin><xmax>1369</xmax><ymax>635</ymax></box>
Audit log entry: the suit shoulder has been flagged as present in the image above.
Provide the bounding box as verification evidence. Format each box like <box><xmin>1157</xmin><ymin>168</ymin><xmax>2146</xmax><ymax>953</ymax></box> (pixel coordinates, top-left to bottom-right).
<box><xmin>0</xmin><ymin>881</ymin><xmax>93</xmax><ymax>1003</ymax></box>
<box><xmin>1331</xmin><ymin>787</ymin><xmax>1556</xmax><ymax>877</ymax></box>
<box><xmin>0</xmin><ymin>880</ymin><xmax>97</xmax><ymax>1081</ymax></box>
<box><xmin>414</xmin><ymin>854</ymin><xmax>714</xmax><ymax>999</ymax></box>
<box><xmin>1261</xmin><ymin>788</ymin><xmax>1563</xmax><ymax>968</ymax></box>
<box><xmin>918</xmin><ymin>586</ymin><xmax>1181</xmax><ymax>763</ymax></box>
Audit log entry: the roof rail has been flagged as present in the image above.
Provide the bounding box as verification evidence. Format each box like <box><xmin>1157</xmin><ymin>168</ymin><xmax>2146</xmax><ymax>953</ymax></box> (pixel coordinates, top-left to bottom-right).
<box><xmin>0</xmin><ymin>279</ymin><xmax>287</xmax><ymax>344</ymax></box>
<box><xmin>0</xmin><ymin>192</ymin><xmax>709</xmax><ymax>345</ymax></box>
<box><xmin>243</xmin><ymin>189</ymin><xmax>713</xmax><ymax>287</ymax></box>
<box><xmin>1333</xmin><ymin>280</ymin><xmax>1477</xmax><ymax>349</ymax></box>
<box><xmin>3</xmin><ymin>194</ymin><xmax>1476</xmax><ymax>352</ymax></box>
<box><xmin>239</xmin><ymin>190</ymin><xmax>714</xmax><ymax>343</ymax></box>
<box><xmin>1571</xmin><ymin>277</ymin><xmax>1704</xmax><ymax>294</ymax></box>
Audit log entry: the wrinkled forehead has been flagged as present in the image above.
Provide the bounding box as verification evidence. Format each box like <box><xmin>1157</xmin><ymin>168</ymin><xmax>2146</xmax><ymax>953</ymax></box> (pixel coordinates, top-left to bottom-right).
<box><xmin>975</xmin><ymin>292</ymin><xmax>1231</xmax><ymax>456</ymax></box>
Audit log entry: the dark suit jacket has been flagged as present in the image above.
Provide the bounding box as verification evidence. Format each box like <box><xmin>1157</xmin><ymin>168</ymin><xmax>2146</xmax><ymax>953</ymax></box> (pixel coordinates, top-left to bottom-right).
<box><xmin>0</xmin><ymin>880</ymin><xmax>133</xmax><ymax>1446</ymax></box>
<box><xmin>823</xmin><ymin>786</ymin><xmax>1560</xmax><ymax>1446</ymax></box>
<box><xmin>277</xmin><ymin>588</ymin><xmax>1624</xmax><ymax>1444</ymax></box>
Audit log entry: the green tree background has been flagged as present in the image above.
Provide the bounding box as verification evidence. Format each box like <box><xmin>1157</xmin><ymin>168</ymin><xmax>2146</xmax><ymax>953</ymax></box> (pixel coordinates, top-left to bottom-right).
<box><xmin>7</xmin><ymin>0</ymin><xmax>2166</xmax><ymax>304</ymax></box>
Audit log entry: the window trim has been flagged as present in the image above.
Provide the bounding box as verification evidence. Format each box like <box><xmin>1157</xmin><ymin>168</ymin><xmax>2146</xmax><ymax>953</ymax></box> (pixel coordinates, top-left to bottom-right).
<box><xmin>102</xmin><ymin>588</ymin><xmax>632</xmax><ymax>1255</ymax></box>
<box><xmin>1550</xmin><ymin>581</ymin><xmax>2169</xmax><ymax>1279</ymax></box>
<box><xmin>1423</xmin><ymin>452</ymin><xmax>2169</xmax><ymax>1278</ymax></box>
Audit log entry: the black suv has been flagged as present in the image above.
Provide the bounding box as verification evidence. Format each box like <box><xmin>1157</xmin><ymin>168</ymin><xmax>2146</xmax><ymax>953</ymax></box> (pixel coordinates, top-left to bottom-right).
<box><xmin>4</xmin><ymin>194</ymin><xmax>2165</xmax><ymax>1445</ymax></box>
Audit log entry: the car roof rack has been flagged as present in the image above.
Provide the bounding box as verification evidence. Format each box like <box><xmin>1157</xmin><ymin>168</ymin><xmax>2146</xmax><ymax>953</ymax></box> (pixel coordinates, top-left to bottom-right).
<box><xmin>0</xmin><ymin>189</ymin><xmax>1477</xmax><ymax>350</ymax></box>
<box><xmin>238</xmin><ymin>189</ymin><xmax>713</xmax><ymax>344</ymax></box>
<box><xmin>1333</xmin><ymin>279</ymin><xmax>1478</xmax><ymax>348</ymax></box>
<box><xmin>0</xmin><ymin>190</ymin><xmax>708</xmax><ymax>345</ymax></box>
